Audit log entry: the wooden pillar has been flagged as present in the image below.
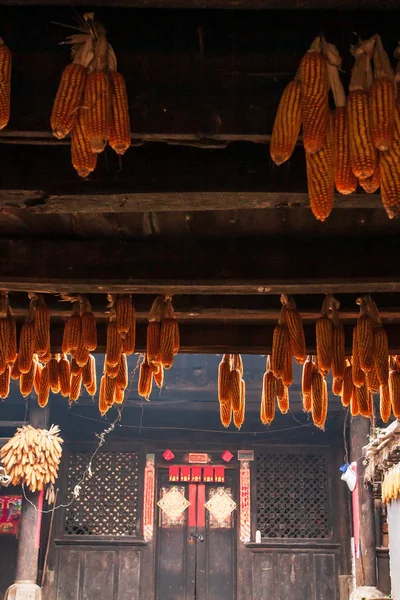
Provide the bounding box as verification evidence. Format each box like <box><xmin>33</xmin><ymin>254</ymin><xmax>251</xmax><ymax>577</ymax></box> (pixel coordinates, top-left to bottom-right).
<box><xmin>350</xmin><ymin>416</ymin><xmax>377</xmax><ymax>588</ymax></box>
<box><xmin>14</xmin><ymin>399</ymin><xmax>49</xmax><ymax>584</ymax></box>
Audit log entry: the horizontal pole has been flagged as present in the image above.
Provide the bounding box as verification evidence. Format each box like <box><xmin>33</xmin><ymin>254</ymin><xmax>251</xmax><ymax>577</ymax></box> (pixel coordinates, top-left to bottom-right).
<box><xmin>0</xmin><ymin>190</ymin><xmax>380</xmax><ymax>214</ymax></box>
<box><xmin>0</xmin><ymin>0</ymin><xmax>397</xmax><ymax>8</ymax></box>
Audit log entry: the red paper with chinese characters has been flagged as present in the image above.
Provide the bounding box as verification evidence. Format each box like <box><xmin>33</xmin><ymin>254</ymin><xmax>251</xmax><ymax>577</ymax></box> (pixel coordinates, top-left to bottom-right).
<box><xmin>214</xmin><ymin>466</ymin><xmax>225</xmax><ymax>482</ymax></box>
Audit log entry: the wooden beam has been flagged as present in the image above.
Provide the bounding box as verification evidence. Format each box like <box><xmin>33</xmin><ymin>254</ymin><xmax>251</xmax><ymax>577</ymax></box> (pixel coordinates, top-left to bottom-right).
<box><xmin>0</xmin><ymin>190</ymin><xmax>381</xmax><ymax>214</ymax></box>
<box><xmin>0</xmin><ymin>0</ymin><xmax>397</xmax><ymax>8</ymax></box>
<box><xmin>0</xmin><ymin>237</ymin><xmax>400</xmax><ymax>296</ymax></box>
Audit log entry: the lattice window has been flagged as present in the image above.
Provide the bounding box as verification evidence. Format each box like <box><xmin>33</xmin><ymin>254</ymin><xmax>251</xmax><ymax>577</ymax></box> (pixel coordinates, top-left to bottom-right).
<box><xmin>65</xmin><ymin>450</ymin><xmax>140</xmax><ymax>536</ymax></box>
<box><xmin>256</xmin><ymin>452</ymin><xmax>330</xmax><ymax>539</ymax></box>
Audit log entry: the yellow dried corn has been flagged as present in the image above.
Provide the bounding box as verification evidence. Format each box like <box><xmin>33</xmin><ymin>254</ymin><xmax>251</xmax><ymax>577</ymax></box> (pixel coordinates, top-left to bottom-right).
<box><xmin>379</xmin><ymin>103</ymin><xmax>400</xmax><ymax>218</ymax></box>
<box><xmin>106</xmin><ymin>320</ymin><xmax>122</xmax><ymax>368</ymax></box>
<box><xmin>389</xmin><ymin>369</ymin><xmax>400</xmax><ymax>418</ymax></box>
<box><xmin>75</xmin><ymin>342</ymin><xmax>90</xmax><ymax>368</ymax></box>
<box><xmin>380</xmin><ymin>385</ymin><xmax>392</xmax><ymax>422</ymax></box>
<box><xmin>105</xmin><ymin>358</ymin><xmax>119</xmax><ymax>378</ymax></box>
<box><xmin>233</xmin><ymin>354</ymin><xmax>243</xmax><ymax>377</ymax></box>
<box><xmin>34</xmin><ymin>361</ymin><xmax>42</xmax><ymax>396</ymax></box>
<box><xmin>70</xmin><ymin>371</ymin><xmax>83</xmax><ymax>402</ymax></box>
<box><xmin>115</xmin><ymin>294</ymin><xmax>133</xmax><ymax>338</ymax></box>
<box><xmin>154</xmin><ymin>364</ymin><xmax>164</xmax><ymax>389</ymax></box>
<box><xmin>138</xmin><ymin>360</ymin><xmax>153</xmax><ymax>400</ymax></box>
<box><xmin>233</xmin><ymin>379</ymin><xmax>245</xmax><ymax>430</ymax></box>
<box><xmin>348</xmin><ymin>90</ymin><xmax>377</xmax><ymax>180</ymax></box>
<box><xmin>70</xmin><ymin>357</ymin><xmax>81</xmax><ymax>376</ymax></box>
<box><xmin>122</xmin><ymin>310</ymin><xmax>136</xmax><ymax>355</ymax></box>
<box><xmin>282</xmin><ymin>296</ymin><xmax>306</xmax><ymax>364</ymax></box>
<box><xmin>334</xmin><ymin>106</ymin><xmax>358</xmax><ymax>194</ymax></box>
<box><xmin>303</xmin><ymin>392</ymin><xmax>312</xmax><ymax>412</ymax></box>
<box><xmin>0</xmin><ymin>39</ymin><xmax>11</xmax><ymax>130</ymax></box>
<box><xmin>0</xmin><ymin>365</ymin><xmax>10</xmax><ymax>398</ymax></box>
<box><xmin>38</xmin><ymin>364</ymin><xmax>50</xmax><ymax>408</ymax></box>
<box><xmin>332</xmin><ymin>323</ymin><xmax>345</xmax><ymax>379</ymax></box>
<box><xmin>147</xmin><ymin>321</ymin><xmax>161</xmax><ymax>365</ymax></box>
<box><xmin>51</xmin><ymin>63</ymin><xmax>86</xmax><ymax>139</ymax></box>
<box><xmin>230</xmin><ymin>368</ymin><xmax>242</xmax><ymax>412</ymax></box>
<box><xmin>357</xmin><ymin>312</ymin><xmax>375</xmax><ymax>372</ymax></box>
<box><xmin>218</xmin><ymin>354</ymin><xmax>232</xmax><ymax>403</ymax></box>
<box><xmin>369</xmin><ymin>77</ymin><xmax>395</xmax><ymax>151</ymax></box>
<box><xmin>99</xmin><ymin>377</ymin><xmax>109</xmax><ymax>416</ymax></box>
<box><xmin>352</xmin><ymin>327</ymin><xmax>365</xmax><ymax>387</ymax></box>
<box><xmin>374</xmin><ymin>326</ymin><xmax>389</xmax><ymax>385</ymax></box>
<box><xmin>109</xmin><ymin>71</ymin><xmax>131</xmax><ymax>155</ymax></box>
<box><xmin>82</xmin><ymin>354</ymin><xmax>96</xmax><ymax>393</ymax></box>
<box><xmin>282</xmin><ymin>342</ymin><xmax>293</xmax><ymax>387</ymax></box>
<box><xmin>300</xmin><ymin>47</ymin><xmax>329</xmax><ymax>154</ymax></box>
<box><xmin>81</xmin><ymin>70</ymin><xmax>111</xmax><ymax>153</ymax></box>
<box><xmin>305</xmin><ymin>114</ymin><xmax>335</xmax><ymax>222</ymax></box>
<box><xmin>350</xmin><ymin>386</ymin><xmax>360</xmax><ymax>416</ymax></box>
<box><xmin>173</xmin><ymin>320</ymin><xmax>180</xmax><ymax>356</ymax></box>
<box><xmin>6</xmin><ymin>310</ymin><xmax>16</xmax><ymax>364</ymax></box>
<box><xmin>18</xmin><ymin>320</ymin><xmax>35</xmax><ymax>374</ymax></box>
<box><xmin>58</xmin><ymin>355</ymin><xmax>71</xmax><ymax>397</ymax></box>
<box><xmin>10</xmin><ymin>356</ymin><xmax>20</xmax><ymax>380</ymax></box>
<box><xmin>332</xmin><ymin>378</ymin><xmax>343</xmax><ymax>396</ymax></box>
<box><xmin>81</xmin><ymin>310</ymin><xmax>97</xmax><ymax>352</ymax></box>
<box><xmin>220</xmin><ymin>401</ymin><xmax>232</xmax><ymax>428</ymax></box>
<box><xmin>359</xmin><ymin>165</ymin><xmax>380</xmax><ymax>193</ymax></box>
<box><xmin>271</xmin><ymin>322</ymin><xmax>290</xmax><ymax>380</ymax></box>
<box><xmin>261</xmin><ymin>371</ymin><xmax>276</xmax><ymax>425</ymax></box>
<box><xmin>115</xmin><ymin>386</ymin><xmax>125</xmax><ymax>405</ymax></box>
<box><xmin>20</xmin><ymin>360</ymin><xmax>36</xmax><ymax>398</ymax></box>
<box><xmin>366</xmin><ymin>365</ymin><xmax>380</xmax><ymax>394</ymax></box>
<box><xmin>276</xmin><ymin>376</ymin><xmax>285</xmax><ymax>401</ymax></box>
<box><xmin>62</xmin><ymin>309</ymin><xmax>82</xmax><ymax>355</ymax></box>
<box><xmin>316</xmin><ymin>315</ymin><xmax>333</xmax><ymax>376</ymax></box>
<box><xmin>270</xmin><ymin>79</ymin><xmax>302</xmax><ymax>165</ymax></box>
<box><xmin>71</xmin><ymin>113</ymin><xmax>97</xmax><ymax>178</ymax></box>
<box><xmin>356</xmin><ymin>383</ymin><xmax>373</xmax><ymax>417</ymax></box>
<box><xmin>302</xmin><ymin>356</ymin><xmax>314</xmax><ymax>396</ymax></box>
<box><xmin>342</xmin><ymin>363</ymin><xmax>354</xmax><ymax>407</ymax></box>
<box><xmin>277</xmin><ymin>383</ymin><xmax>289</xmax><ymax>414</ymax></box>
<box><xmin>160</xmin><ymin>318</ymin><xmax>176</xmax><ymax>369</ymax></box>
<box><xmin>48</xmin><ymin>357</ymin><xmax>60</xmax><ymax>393</ymax></box>
<box><xmin>311</xmin><ymin>371</ymin><xmax>328</xmax><ymax>429</ymax></box>
<box><xmin>103</xmin><ymin>374</ymin><xmax>116</xmax><ymax>406</ymax></box>
<box><xmin>116</xmin><ymin>354</ymin><xmax>128</xmax><ymax>390</ymax></box>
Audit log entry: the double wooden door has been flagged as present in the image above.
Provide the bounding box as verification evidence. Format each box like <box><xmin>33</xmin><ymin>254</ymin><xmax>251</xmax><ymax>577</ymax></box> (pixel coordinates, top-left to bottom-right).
<box><xmin>156</xmin><ymin>469</ymin><xmax>236</xmax><ymax>600</ymax></box>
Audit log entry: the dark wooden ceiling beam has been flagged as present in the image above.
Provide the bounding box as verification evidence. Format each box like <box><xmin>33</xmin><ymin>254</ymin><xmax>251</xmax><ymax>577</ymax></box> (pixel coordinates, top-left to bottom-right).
<box><xmin>0</xmin><ymin>0</ymin><xmax>397</xmax><ymax>8</ymax></box>
<box><xmin>0</xmin><ymin>237</ymin><xmax>399</xmax><ymax>295</ymax></box>
<box><xmin>0</xmin><ymin>190</ymin><xmax>381</xmax><ymax>213</ymax></box>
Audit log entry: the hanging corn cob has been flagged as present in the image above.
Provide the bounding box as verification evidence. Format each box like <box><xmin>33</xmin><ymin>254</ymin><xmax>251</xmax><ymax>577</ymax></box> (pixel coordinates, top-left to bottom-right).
<box><xmin>359</xmin><ymin>165</ymin><xmax>380</xmax><ymax>194</ymax></box>
<box><xmin>369</xmin><ymin>35</ymin><xmax>395</xmax><ymax>152</ymax></box>
<box><xmin>0</xmin><ymin>38</ymin><xmax>11</xmax><ymax>130</ymax></box>
<box><xmin>379</xmin><ymin>91</ymin><xmax>400</xmax><ymax>219</ymax></box>
<box><xmin>302</xmin><ymin>355</ymin><xmax>314</xmax><ymax>412</ymax></box>
<box><xmin>300</xmin><ymin>36</ymin><xmax>329</xmax><ymax>155</ymax></box>
<box><xmin>107</xmin><ymin>44</ymin><xmax>131</xmax><ymax>156</ymax></box>
<box><xmin>356</xmin><ymin>296</ymin><xmax>375</xmax><ymax>373</ymax></box>
<box><xmin>316</xmin><ymin>296</ymin><xmax>333</xmax><ymax>377</ymax></box>
<box><xmin>348</xmin><ymin>38</ymin><xmax>377</xmax><ymax>180</ymax></box>
<box><xmin>311</xmin><ymin>370</ymin><xmax>328</xmax><ymax>429</ymax></box>
<box><xmin>280</xmin><ymin>294</ymin><xmax>306</xmax><ymax>364</ymax></box>
<box><xmin>261</xmin><ymin>358</ymin><xmax>276</xmax><ymax>425</ymax></box>
<box><xmin>325</xmin><ymin>42</ymin><xmax>357</xmax><ymax>195</ymax></box>
<box><xmin>271</xmin><ymin>306</ymin><xmax>291</xmax><ymax>381</ymax></box>
<box><xmin>270</xmin><ymin>75</ymin><xmax>302</xmax><ymax>166</ymax></box>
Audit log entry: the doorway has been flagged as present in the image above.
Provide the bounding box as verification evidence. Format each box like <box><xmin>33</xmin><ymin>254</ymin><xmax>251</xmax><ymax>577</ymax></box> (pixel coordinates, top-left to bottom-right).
<box><xmin>156</xmin><ymin>468</ymin><xmax>237</xmax><ymax>600</ymax></box>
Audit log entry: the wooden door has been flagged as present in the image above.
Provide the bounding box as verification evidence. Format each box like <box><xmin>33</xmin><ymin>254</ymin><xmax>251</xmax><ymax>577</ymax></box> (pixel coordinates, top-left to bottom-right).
<box><xmin>156</xmin><ymin>470</ymin><xmax>236</xmax><ymax>600</ymax></box>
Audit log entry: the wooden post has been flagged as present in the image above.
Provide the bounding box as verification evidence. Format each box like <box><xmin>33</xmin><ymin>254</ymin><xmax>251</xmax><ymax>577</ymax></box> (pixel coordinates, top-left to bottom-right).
<box><xmin>350</xmin><ymin>416</ymin><xmax>377</xmax><ymax>588</ymax></box>
<box><xmin>14</xmin><ymin>399</ymin><xmax>49</xmax><ymax>584</ymax></box>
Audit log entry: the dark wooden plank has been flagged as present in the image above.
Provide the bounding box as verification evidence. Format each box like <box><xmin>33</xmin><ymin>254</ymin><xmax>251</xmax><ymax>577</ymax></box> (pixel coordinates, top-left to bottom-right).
<box><xmin>55</xmin><ymin>549</ymin><xmax>80</xmax><ymax>600</ymax></box>
<box><xmin>82</xmin><ymin>551</ymin><xmax>115</xmax><ymax>600</ymax></box>
<box><xmin>118</xmin><ymin>550</ymin><xmax>141</xmax><ymax>600</ymax></box>
<box><xmin>0</xmin><ymin>190</ymin><xmax>381</xmax><ymax>214</ymax></box>
<box><xmin>1</xmin><ymin>237</ymin><xmax>400</xmax><ymax>295</ymax></box>
<box><xmin>251</xmin><ymin>552</ymin><xmax>276</xmax><ymax>600</ymax></box>
<box><xmin>277</xmin><ymin>553</ymin><xmax>311</xmax><ymax>600</ymax></box>
<box><xmin>313</xmin><ymin>553</ymin><xmax>338</xmax><ymax>600</ymax></box>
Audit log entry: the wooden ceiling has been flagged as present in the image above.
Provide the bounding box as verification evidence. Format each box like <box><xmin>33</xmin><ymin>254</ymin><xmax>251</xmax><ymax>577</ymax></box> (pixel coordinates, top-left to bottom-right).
<box><xmin>0</xmin><ymin>5</ymin><xmax>399</xmax><ymax>355</ymax></box>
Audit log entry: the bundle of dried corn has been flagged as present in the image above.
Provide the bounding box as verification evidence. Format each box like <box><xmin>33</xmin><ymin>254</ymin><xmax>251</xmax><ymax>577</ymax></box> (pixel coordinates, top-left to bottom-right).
<box><xmin>0</xmin><ymin>424</ymin><xmax>63</xmax><ymax>492</ymax></box>
<box><xmin>100</xmin><ymin>293</ymin><xmax>135</xmax><ymax>413</ymax></box>
<box><xmin>270</xmin><ymin>73</ymin><xmax>302</xmax><ymax>166</ymax></box>
<box><xmin>217</xmin><ymin>353</ymin><xmax>245</xmax><ymax>429</ymax></box>
<box><xmin>51</xmin><ymin>13</ymin><xmax>131</xmax><ymax>178</ymax></box>
<box><xmin>271</xmin><ymin>305</ymin><xmax>292</xmax><ymax>386</ymax></box>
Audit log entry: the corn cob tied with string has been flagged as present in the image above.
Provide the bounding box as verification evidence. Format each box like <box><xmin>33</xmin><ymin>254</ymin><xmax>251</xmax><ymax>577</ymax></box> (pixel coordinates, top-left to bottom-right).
<box><xmin>379</xmin><ymin>85</ymin><xmax>400</xmax><ymax>219</ymax></box>
<box><xmin>270</xmin><ymin>72</ymin><xmax>302</xmax><ymax>166</ymax></box>
<box><xmin>316</xmin><ymin>295</ymin><xmax>333</xmax><ymax>377</ymax></box>
<box><xmin>107</xmin><ymin>43</ymin><xmax>131</xmax><ymax>156</ymax></box>
<box><xmin>302</xmin><ymin>355</ymin><xmax>315</xmax><ymax>412</ymax></box>
<box><xmin>331</xmin><ymin>297</ymin><xmax>345</xmax><ymax>388</ymax></box>
<box><xmin>356</xmin><ymin>295</ymin><xmax>375</xmax><ymax>373</ymax></box>
<box><xmin>261</xmin><ymin>357</ymin><xmax>276</xmax><ymax>426</ymax></box>
<box><xmin>325</xmin><ymin>42</ymin><xmax>357</xmax><ymax>195</ymax></box>
<box><xmin>348</xmin><ymin>38</ymin><xmax>377</xmax><ymax>180</ymax></box>
<box><xmin>160</xmin><ymin>297</ymin><xmax>179</xmax><ymax>370</ymax></box>
<box><xmin>51</xmin><ymin>30</ymin><xmax>93</xmax><ymax>140</ymax></box>
<box><xmin>280</xmin><ymin>294</ymin><xmax>306</xmax><ymax>364</ymax></box>
<box><xmin>18</xmin><ymin>300</ymin><xmax>36</xmax><ymax>374</ymax></box>
<box><xmin>0</xmin><ymin>38</ymin><xmax>11</xmax><ymax>130</ymax></box>
<box><xmin>300</xmin><ymin>36</ymin><xmax>329</xmax><ymax>155</ymax></box>
<box><xmin>369</xmin><ymin>34</ymin><xmax>395</xmax><ymax>152</ymax></box>
<box><xmin>146</xmin><ymin>296</ymin><xmax>163</xmax><ymax>367</ymax></box>
<box><xmin>271</xmin><ymin>306</ymin><xmax>291</xmax><ymax>383</ymax></box>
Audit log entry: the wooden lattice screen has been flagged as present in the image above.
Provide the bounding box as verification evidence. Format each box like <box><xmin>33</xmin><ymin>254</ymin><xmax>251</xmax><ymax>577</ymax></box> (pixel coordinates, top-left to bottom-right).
<box><xmin>65</xmin><ymin>450</ymin><xmax>140</xmax><ymax>536</ymax></box>
<box><xmin>256</xmin><ymin>451</ymin><xmax>330</xmax><ymax>539</ymax></box>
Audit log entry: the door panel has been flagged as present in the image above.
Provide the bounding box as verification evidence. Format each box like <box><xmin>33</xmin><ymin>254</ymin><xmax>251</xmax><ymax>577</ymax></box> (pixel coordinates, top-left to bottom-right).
<box><xmin>156</xmin><ymin>469</ymin><xmax>236</xmax><ymax>600</ymax></box>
